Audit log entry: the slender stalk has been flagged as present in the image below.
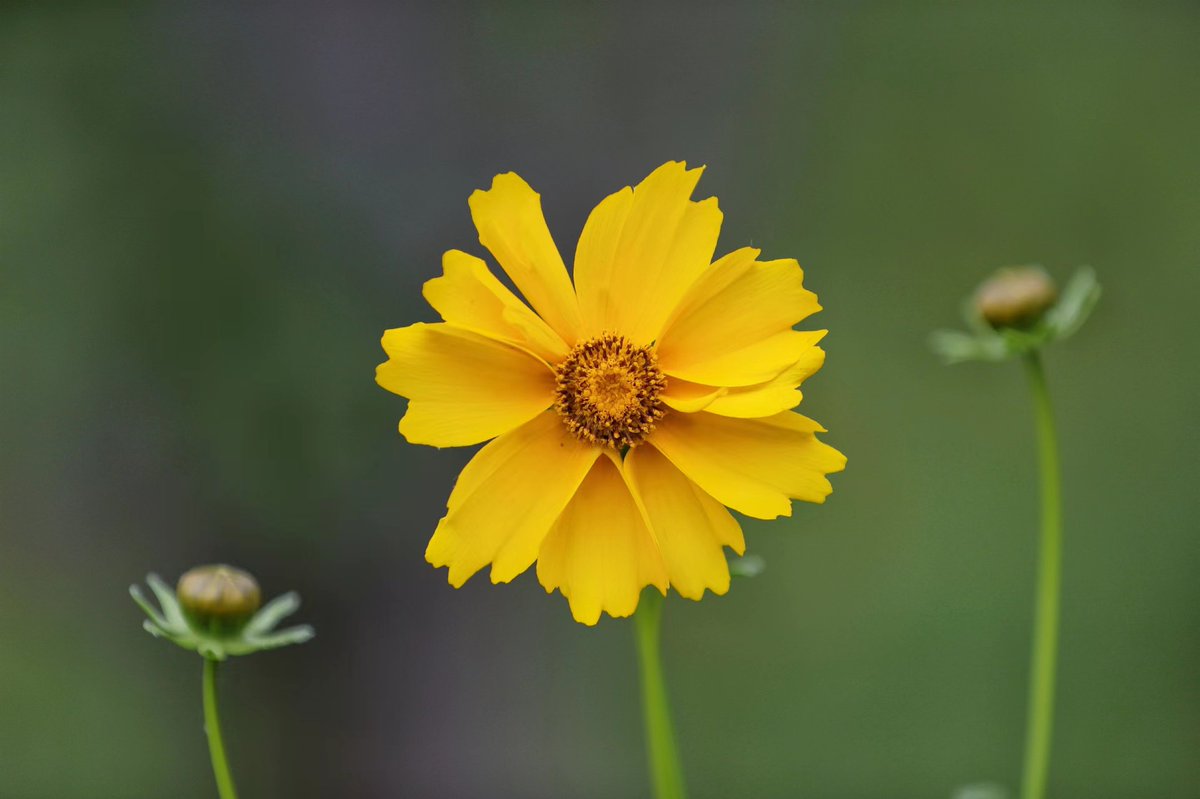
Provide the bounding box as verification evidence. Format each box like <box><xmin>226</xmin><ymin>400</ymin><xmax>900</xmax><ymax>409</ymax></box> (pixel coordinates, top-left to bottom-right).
<box><xmin>634</xmin><ymin>591</ymin><xmax>687</xmax><ymax>799</ymax></box>
<box><xmin>202</xmin><ymin>657</ymin><xmax>239</xmax><ymax>799</ymax></box>
<box><xmin>1019</xmin><ymin>351</ymin><xmax>1063</xmax><ymax>799</ymax></box>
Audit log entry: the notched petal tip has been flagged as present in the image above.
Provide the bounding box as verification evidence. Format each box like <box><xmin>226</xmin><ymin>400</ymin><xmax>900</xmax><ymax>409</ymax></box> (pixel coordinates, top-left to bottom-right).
<box><xmin>425</xmin><ymin>546</ymin><xmax>475</xmax><ymax>590</ymax></box>
<box><xmin>571</xmin><ymin>607</ymin><xmax>602</xmax><ymax>627</ymax></box>
<box><xmin>483</xmin><ymin>171</ymin><xmax>536</xmax><ymax>193</ymax></box>
<box><xmin>658</xmin><ymin>159</ymin><xmax>705</xmax><ymax>179</ymax></box>
<box><xmin>396</xmin><ymin>414</ymin><xmax>458</xmax><ymax>450</ymax></box>
<box><xmin>672</xmin><ymin>576</ymin><xmax>731</xmax><ymax>603</ymax></box>
<box><xmin>445</xmin><ymin>563</ymin><xmax>475</xmax><ymax>590</ymax></box>
<box><xmin>656</xmin><ymin>158</ymin><xmax>691</xmax><ymax>171</ymax></box>
<box><xmin>488</xmin><ymin>565</ymin><xmax>524</xmax><ymax>585</ymax></box>
<box><xmin>426</xmin><ymin>558</ymin><xmax>458</xmax><ymax>588</ymax></box>
<box><xmin>635</xmin><ymin>160</ymin><xmax>706</xmax><ymax>194</ymax></box>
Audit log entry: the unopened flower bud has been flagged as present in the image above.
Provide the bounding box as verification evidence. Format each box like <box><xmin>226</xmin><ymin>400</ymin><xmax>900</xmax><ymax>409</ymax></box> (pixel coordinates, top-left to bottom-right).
<box><xmin>974</xmin><ymin>267</ymin><xmax>1058</xmax><ymax>329</ymax></box>
<box><xmin>177</xmin><ymin>565</ymin><xmax>262</xmax><ymax>628</ymax></box>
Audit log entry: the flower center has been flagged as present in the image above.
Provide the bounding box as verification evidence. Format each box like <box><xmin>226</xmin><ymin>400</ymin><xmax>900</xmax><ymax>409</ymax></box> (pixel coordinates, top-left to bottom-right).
<box><xmin>554</xmin><ymin>334</ymin><xmax>667</xmax><ymax>449</ymax></box>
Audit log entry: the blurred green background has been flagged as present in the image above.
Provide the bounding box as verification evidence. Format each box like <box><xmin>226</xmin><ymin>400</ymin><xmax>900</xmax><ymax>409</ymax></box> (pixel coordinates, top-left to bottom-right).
<box><xmin>2</xmin><ymin>4</ymin><xmax>1198</xmax><ymax>798</ymax></box>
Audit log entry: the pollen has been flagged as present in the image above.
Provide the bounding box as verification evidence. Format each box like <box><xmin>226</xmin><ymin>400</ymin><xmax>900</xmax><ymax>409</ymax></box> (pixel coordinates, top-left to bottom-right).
<box><xmin>554</xmin><ymin>334</ymin><xmax>668</xmax><ymax>449</ymax></box>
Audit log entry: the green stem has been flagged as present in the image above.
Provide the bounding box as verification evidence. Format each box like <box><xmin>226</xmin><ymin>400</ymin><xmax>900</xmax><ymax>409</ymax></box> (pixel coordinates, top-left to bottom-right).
<box><xmin>634</xmin><ymin>591</ymin><xmax>687</xmax><ymax>799</ymax></box>
<box><xmin>202</xmin><ymin>657</ymin><xmax>239</xmax><ymax>799</ymax></box>
<box><xmin>1020</xmin><ymin>351</ymin><xmax>1063</xmax><ymax>799</ymax></box>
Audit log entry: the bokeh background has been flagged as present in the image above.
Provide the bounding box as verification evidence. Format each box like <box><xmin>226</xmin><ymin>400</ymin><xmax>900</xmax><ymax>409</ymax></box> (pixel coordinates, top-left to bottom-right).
<box><xmin>2</xmin><ymin>3</ymin><xmax>1198</xmax><ymax>798</ymax></box>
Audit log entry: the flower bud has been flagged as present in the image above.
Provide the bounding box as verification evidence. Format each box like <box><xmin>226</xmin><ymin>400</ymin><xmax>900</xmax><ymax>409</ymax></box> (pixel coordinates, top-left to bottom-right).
<box><xmin>974</xmin><ymin>267</ymin><xmax>1058</xmax><ymax>329</ymax></box>
<box><xmin>177</xmin><ymin>565</ymin><xmax>262</xmax><ymax>628</ymax></box>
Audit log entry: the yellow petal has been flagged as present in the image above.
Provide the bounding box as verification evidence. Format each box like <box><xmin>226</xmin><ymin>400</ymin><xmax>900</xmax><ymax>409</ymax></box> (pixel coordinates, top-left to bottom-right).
<box><xmin>664</xmin><ymin>330</ymin><xmax>827</xmax><ymax>388</ymax></box>
<box><xmin>376</xmin><ymin>323</ymin><xmax>554</xmax><ymax>448</ymax></box>
<box><xmin>469</xmin><ymin>173</ymin><xmax>582</xmax><ymax>344</ymax></box>
<box><xmin>625</xmin><ymin>444</ymin><xmax>744</xmax><ymax>600</ymax></box>
<box><xmin>537</xmin><ymin>453</ymin><xmax>668</xmax><ymax>625</ymax></box>
<box><xmin>661</xmin><ymin>246</ymin><xmax>759</xmax><ymax>326</ymax></box>
<box><xmin>658</xmin><ymin>250</ymin><xmax>823</xmax><ymax>386</ymax></box>
<box><xmin>425</xmin><ymin>412</ymin><xmax>601</xmax><ymax>587</ymax></box>
<box><xmin>660</xmin><ymin>377</ymin><xmax>727</xmax><ymax>413</ymax></box>
<box><xmin>700</xmin><ymin>340</ymin><xmax>827</xmax><ymax>418</ymax></box>
<box><xmin>423</xmin><ymin>250</ymin><xmax>568</xmax><ymax>363</ymax></box>
<box><xmin>649</xmin><ymin>411</ymin><xmax>846</xmax><ymax>519</ymax></box>
<box><xmin>573</xmin><ymin>161</ymin><xmax>722</xmax><ymax>344</ymax></box>
<box><xmin>570</xmin><ymin>187</ymin><xmax>632</xmax><ymax>333</ymax></box>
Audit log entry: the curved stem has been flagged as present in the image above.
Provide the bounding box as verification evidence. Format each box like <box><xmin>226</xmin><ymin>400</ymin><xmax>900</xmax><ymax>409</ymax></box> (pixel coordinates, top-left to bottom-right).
<box><xmin>634</xmin><ymin>591</ymin><xmax>687</xmax><ymax>799</ymax></box>
<box><xmin>1020</xmin><ymin>352</ymin><xmax>1063</xmax><ymax>799</ymax></box>
<box><xmin>203</xmin><ymin>657</ymin><xmax>239</xmax><ymax>799</ymax></box>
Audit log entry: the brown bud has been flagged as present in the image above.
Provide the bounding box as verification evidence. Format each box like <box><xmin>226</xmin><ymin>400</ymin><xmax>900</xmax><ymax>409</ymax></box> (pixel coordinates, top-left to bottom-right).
<box><xmin>177</xmin><ymin>564</ymin><xmax>262</xmax><ymax>625</ymax></box>
<box><xmin>974</xmin><ymin>267</ymin><xmax>1058</xmax><ymax>329</ymax></box>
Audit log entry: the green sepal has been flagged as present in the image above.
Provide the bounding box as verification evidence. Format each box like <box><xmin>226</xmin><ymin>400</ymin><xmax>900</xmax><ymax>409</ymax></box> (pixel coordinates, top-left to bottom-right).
<box><xmin>728</xmin><ymin>553</ymin><xmax>765</xmax><ymax>579</ymax></box>
<box><xmin>928</xmin><ymin>329</ymin><xmax>1010</xmax><ymax>364</ymax></box>
<box><xmin>1043</xmin><ymin>266</ymin><xmax>1101</xmax><ymax>340</ymax></box>
<box><xmin>951</xmin><ymin>783</ymin><xmax>1010</xmax><ymax>799</ymax></box>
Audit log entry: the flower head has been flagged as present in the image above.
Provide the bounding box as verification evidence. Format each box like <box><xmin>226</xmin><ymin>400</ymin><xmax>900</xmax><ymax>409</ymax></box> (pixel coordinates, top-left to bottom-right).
<box><xmin>377</xmin><ymin>161</ymin><xmax>846</xmax><ymax>625</ymax></box>
<box><xmin>177</xmin><ymin>564</ymin><xmax>262</xmax><ymax>626</ymax></box>
<box><xmin>131</xmin><ymin>569</ymin><xmax>313</xmax><ymax>660</ymax></box>
<box><xmin>931</xmin><ymin>264</ymin><xmax>1101</xmax><ymax>364</ymax></box>
<box><xmin>974</xmin><ymin>266</ymin><xmax>1058</xmax><ymax>330</ymax></box>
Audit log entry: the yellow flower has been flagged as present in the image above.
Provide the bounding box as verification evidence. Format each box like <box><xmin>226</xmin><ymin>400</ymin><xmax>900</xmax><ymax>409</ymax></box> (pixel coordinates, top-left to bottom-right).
<box><xmin>377</xmin><ymin>162</ymin><xmax>846</xmax><ymax>625</ymax></box>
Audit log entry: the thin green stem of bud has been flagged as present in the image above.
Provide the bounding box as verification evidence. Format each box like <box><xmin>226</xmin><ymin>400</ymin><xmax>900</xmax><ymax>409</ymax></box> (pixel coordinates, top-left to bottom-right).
<box><xmin>634</xmin><ymin>591</ymin><xmax>687</xmax><ymax>799</ymax></box>
<box><xmin>203</xmin><ymin>657</ymin><xmax>239</xmax><ymax>799</ymax></box>
<box><xmin>1020</xmin><ymin>351</ymin><xmax>1063</xmax><ymax>799</ymax></box>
